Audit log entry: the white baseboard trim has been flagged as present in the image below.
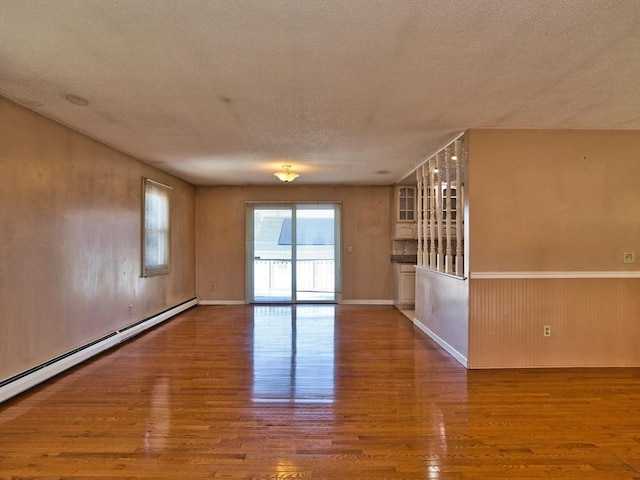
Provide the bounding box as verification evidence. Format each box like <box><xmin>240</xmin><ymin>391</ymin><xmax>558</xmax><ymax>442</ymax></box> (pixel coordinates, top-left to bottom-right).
<box><xmin>0</xmin><ymin>297</ymin><xmax>198</xmax><ymax>404</ymax></box>
<box><xmin>339</xmin><ymin>299</ymin><xmax>394</xmax><ymax>305</ymax></box>
<box><xmin>199</xmin><ymin>299</ymin><xmax>395</xmax><ymax>306</ymax></box>
<box><xmin>470</xmin><ymin>271</ymin><xmax>640</xmax><ymax>279</ymax></box>
<box><xmin>198</xmin><ymin>300</ymin><xmax>247</xmax><ymax>305</ymax></box>
<box><xmin>410</xmin><ymin>317</ymin><xmax>468</xmax><ymax>368</ymax></box>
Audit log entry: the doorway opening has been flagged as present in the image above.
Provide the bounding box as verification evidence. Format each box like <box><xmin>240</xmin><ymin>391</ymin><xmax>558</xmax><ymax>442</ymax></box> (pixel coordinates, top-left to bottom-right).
<box><xmin>247</xmin><ymin>203</ymin><xmax>341</xmax><ymax>303</ymax></box>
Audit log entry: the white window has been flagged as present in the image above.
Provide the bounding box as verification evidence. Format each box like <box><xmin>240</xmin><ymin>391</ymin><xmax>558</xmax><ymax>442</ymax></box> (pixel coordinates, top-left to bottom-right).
<box><xmin>142</xmin><ymin>178</ymin><xmax>172</xmax><ymax>277</ymax></box>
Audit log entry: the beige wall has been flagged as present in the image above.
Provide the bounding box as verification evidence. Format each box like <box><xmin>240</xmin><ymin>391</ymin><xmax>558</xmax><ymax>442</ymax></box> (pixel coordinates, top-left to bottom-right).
<box><xmin>465</xmin><ymin>129</ymin><xmax>640</xmax><ymax>367</ymax></box>
<box><xmin>0</xmin><ymin>98</ymin><xmax>196</xmax><ymax>379</ymax></box>
<box><xmin>196</xmin><ymin>186</ymin><xmax>393</xmax><ymax>302</ymax></box>
<box><xmin>467</xmin><ymin>129</ymin><xmax>640</xmax><ymax>272</ymax></box>
<box><xmin>414</xmin><ymin>269</ymin><xmax>469</xmax><ymax>362</ymax></box>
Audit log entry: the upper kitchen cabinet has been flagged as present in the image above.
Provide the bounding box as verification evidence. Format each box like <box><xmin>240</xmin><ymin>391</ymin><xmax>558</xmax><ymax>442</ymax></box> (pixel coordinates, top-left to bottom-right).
<box><xmin>394</xmin><ymin>186</ymin><xmax>417</xmax><ymax>239</ymax></box>
<box><xmin>397</xmin><ymin>186</ymin><xmax>415</xmax><ymax>222</ymax></box>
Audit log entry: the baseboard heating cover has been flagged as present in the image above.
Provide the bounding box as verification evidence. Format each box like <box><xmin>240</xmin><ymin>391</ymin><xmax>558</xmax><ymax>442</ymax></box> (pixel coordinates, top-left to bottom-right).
<box><xmin>0</xmin><ymin>297</ymin><xmax>198</xmax><ymax>404</ymax></box>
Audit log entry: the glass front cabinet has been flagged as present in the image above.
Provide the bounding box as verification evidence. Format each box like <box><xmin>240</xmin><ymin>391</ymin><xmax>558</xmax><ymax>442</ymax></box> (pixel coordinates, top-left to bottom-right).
<box><xmin>397</xmin><ymin>186</ymin><xmax>415</xmax><ymax>222</ymax></box>
<box><xmin>394</xmin><ymin>186</ymin><xmax>417</xmax><ymax>239</ymax></box>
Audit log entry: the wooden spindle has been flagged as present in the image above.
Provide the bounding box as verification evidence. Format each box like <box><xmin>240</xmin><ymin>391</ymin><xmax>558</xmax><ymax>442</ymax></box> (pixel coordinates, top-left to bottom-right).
<box><xmin>416</xmin><ymin>167</ymin><xmax>423</xmax><ymax>267</ymax></box>
<box><xmin>455</xmin><ymin>140</ymin><xmax>464</xmax><ymax>277</ymax></box>
<box><xmin>435</xmin><ymin>153</ymin><xmax>444</xmax><ymax>272</ymax></box>
<box><xmin>444</xmin><ymin>148</ymin><xmax>453</xmax><ymax>274</ymax></box>
<box><xmin>428</xmin><ymin>158</ymin><xmax>437</xmax><ymax>269</ymax></box>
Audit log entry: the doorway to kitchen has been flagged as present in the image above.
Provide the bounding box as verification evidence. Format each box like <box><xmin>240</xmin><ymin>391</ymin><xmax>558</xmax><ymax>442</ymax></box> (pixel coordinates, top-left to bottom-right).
<box><xmin>246</xmin><ymin>203</ymin><xmax>341</xmax><ymax>303</ymax></box>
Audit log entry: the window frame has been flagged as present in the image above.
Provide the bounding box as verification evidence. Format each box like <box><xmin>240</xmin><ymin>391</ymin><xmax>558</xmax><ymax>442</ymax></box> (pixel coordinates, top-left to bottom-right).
<box><xmin>141</xmin><ymin>178</ymin><xmax>172</xmax><ymax>277</ymax></box>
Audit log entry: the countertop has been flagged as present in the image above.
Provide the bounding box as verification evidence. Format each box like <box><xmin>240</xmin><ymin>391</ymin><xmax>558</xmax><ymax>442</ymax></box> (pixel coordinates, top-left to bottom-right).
<box><xmin>390</xmin><ymin>254</ymin><xmax>418</xmax><ymax>264</ymax></box>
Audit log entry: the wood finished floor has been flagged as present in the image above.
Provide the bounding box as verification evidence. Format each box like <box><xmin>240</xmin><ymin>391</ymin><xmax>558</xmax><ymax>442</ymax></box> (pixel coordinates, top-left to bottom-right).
<box><xmin>1</xmin><ymin>305</ymin><xmax>639</xmax><ymax>479</ymax></box>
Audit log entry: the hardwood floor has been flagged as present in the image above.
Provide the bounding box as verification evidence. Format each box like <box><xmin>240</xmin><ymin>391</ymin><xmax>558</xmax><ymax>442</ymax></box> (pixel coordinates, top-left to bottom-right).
<box><xmin>1</xmin><ymin>305</ymin><xmax>639</xmax><ymax>479</ymax></box>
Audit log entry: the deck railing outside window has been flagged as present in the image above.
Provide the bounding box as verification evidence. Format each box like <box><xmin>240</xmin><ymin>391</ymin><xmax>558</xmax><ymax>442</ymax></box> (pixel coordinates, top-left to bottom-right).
<box><xmin>254</xmin><ymin>259</ymin><xmax>335</xmax><ymax>297</ymax></box>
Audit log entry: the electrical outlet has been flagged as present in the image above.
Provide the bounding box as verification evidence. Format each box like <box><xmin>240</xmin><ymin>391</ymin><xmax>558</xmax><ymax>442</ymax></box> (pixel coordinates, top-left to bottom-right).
<box><xmin>128</xmin><ymin>304</ymin><xmax>133</xmax><ymax>315</ymax></box>
<box><xmin>543</xmin><ymin>325</ymin><xmax>551</xmax><ymax>337</ymax></box>
<box><xmin>622</xmin><ymin>252</ymin><xmax>635</xmax><ymax>264</ymax></box>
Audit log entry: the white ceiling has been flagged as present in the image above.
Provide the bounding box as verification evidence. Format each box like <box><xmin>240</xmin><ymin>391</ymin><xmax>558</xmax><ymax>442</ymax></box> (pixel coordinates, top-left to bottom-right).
<box><xmin>1</xmin><ymin>0</ymin><xmax>639</xmax><ymax>185</ymax></box>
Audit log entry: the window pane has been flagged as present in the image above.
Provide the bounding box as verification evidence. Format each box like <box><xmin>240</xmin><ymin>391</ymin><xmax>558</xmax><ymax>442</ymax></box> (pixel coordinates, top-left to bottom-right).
<box><xmin>143</xmin><ymin>179</ymin><xmax>172</xmax><ymax>276</ymax></box>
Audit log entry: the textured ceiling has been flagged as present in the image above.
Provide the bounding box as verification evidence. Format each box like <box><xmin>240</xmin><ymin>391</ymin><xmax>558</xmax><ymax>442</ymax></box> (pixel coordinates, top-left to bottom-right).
<box><xmin>1</xmin><ymin>0</ymin><xmax>639</xmax><ymax>185</ymax></box>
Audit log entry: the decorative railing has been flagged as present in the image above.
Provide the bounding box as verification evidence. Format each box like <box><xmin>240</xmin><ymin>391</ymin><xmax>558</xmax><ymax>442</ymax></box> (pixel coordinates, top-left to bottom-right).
<box><xmin>416</xmin><ymin>134</ymin><xmax>466</xmax><ymax>277</ymax></box>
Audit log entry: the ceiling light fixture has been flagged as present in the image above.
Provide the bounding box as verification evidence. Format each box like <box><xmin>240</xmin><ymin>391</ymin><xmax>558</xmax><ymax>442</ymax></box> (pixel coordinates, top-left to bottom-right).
<box><xmin>274</xmin><ymin>165</ymin><xmax>299</xmax><ymax>183</ymax></box>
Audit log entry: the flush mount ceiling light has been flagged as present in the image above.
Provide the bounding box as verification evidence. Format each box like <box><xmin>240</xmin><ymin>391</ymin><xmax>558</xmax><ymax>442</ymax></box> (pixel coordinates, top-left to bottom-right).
<box><xmin>274</xmin><ymin>165</ymin><xmax>299</xmax><ymax>183</ymax></box>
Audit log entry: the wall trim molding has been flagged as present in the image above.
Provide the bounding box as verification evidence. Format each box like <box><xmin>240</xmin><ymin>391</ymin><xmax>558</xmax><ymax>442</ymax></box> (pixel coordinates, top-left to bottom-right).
<box><xmin>198</xmin><ymin>300</ymin><xmax>247</xmax><ymax>305</ymax></box>
<box><xmin>470</xmin><ymin>271</ymin><xmax>640</xmax><ymax>279</ymax></box>
<box><xmin>0</xmin><ymin>297</ymin><xmax>198</xmax><ymax>404</ymax></box>
<box><xmin>339</xmin><ymin>299</ymin><xmax>394</xmax><ymax>305</ymax></box>
<box><xmin>409</xmin><ymin>317</ymin><xmax>468</xmax><ymax>368</ymax></box>
<box><xmin>415</xmin><ymin>266</ymin><xmax>467</xmax><ymax>281</ymax></box>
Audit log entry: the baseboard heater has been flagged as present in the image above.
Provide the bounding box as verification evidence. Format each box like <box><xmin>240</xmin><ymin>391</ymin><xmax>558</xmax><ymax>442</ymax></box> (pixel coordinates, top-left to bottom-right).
<box><xmin>0</xmin><ymin>297</ymin><xmax>198</xmax><ymax>404</ymax></box>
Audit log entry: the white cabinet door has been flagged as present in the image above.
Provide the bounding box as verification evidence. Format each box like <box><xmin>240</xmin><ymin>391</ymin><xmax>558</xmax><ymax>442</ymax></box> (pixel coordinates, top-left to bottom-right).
<box><xmin>394</xmin><ymin>223</ymin><xmax>417</xmax><ymax>239</ymax></box>
<box><xmin>399</xmin><ymin>271</ymin><xmax>415</xmax><ymax>304</ymax></box>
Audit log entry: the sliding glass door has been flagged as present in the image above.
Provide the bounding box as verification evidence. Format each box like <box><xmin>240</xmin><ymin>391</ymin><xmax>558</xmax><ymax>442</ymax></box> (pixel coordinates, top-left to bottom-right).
<box><xmin>248</xmin><ymin>203</ymin><xmax>340</xmax><ymax>303</ymax></box>
<box><xmin>252</xmin><ymin>206</ymin><xmax>293</xmax><ymax>302</ymax></box>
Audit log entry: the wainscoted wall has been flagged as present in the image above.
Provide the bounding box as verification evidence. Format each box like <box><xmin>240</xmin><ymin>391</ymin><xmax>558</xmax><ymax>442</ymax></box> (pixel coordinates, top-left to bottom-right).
<box><xmin>0</xmin><ymin>98</ymin><xmax>196</xmax><ymax>380</ymax></box>
<box><xmin>414</xmin><ymin>268</ymin><xmax>469</xmax><ymax>365</ymax></box>
<box><xmin>414</xmin><ymin>129</ymin><xmax>639</xmax><ymax>368</ymax></box>
<box><xmin>468</xmin><ymin>276</ymin><xmax>640</xmax><ymax>368</ymax></box>
<box><xmin>196</xmin><ymin>186</ymin><xmax>394</xmax><ymax>303</ymax></box>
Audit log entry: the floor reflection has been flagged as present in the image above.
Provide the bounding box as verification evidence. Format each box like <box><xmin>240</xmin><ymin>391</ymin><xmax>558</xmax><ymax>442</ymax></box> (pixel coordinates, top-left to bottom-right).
<box><xmin>252</xmin><ymin>305</ymin><xmax>335</xmax><ymax>403</ymax></box>
<box><xmin>143</xmin><ymin>375</ymin><xmax>170</xmax><ymax>454</ymax></box>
